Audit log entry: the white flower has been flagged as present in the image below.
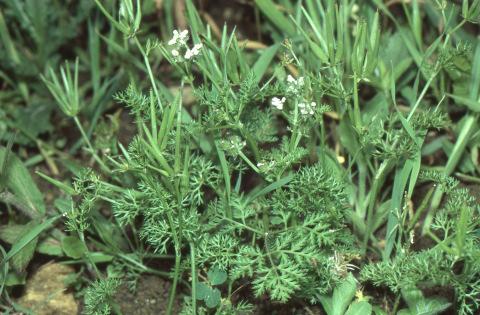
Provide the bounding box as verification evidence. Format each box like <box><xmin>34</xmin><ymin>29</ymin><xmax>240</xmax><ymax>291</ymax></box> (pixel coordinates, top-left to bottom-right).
<box><xmin>297</xmin><ymin>76</ymin><xmax>305</xmax><ymax>86</ymax></box>
<box><xmin>286</xmin><ymin>75</ymin><xmax>305</xmax><ymax>94</ymax></box>
<box><xmin>271</xmin><ymin>97</ymin><xmax>286</xmax><ymax>110</ymax></box>
<box><xmin>171</xmin><ymin>49</ymin><xmax>179</xmax><ymax>57</ymax></box>
<box><xmin>185</xmin><ymin>43</ymin><xmax>203</xmax><ymax>59</ymax></box>
<box><xmin>287</xmin><ymin>75</ymin><xmax>296</xmax><ymax>84</ymax></box>
<box><xmin>168</xmin><ymin>29</ymin><xmax>189</xmax><ymax>46</ymax></box>
<box><xmin>298</xmin><ymin>102</ymin><xmax>315</xmax><ymax>115</ymax></box>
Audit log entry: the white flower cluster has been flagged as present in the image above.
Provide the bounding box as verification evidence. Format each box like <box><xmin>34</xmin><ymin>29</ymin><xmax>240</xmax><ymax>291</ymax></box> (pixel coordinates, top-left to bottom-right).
<box><xmin>286</xmin><ymin>75</ymin><xmax>304</xmax><ymax>94</ymax></box>
<box><xmin>271</xmin><ymin>75</ymin><xmax>317</xmax><ymax>117</ymax></box>
<box><xmin>271</xmin><ymin>97</ymin><xmax>286</xmax><ymax>110</ymax></box>
<box><xmin>168</xmin><ymin>29</ymin><xmax>188</xmax><ymax>46</ymax></box>
<box><xmin>168</xmin><ymin>29</ymin><xmax>203</xmax><ymax>60</ymax></box>
<box><xmin>298</xmin><ymin>101</ymin><xmax>316</xmax><ymax>115</ymax></box>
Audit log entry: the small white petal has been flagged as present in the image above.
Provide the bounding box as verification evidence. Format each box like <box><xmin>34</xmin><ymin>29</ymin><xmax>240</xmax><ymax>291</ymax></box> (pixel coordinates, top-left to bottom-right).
<box><xmin>297</xmin><ymin>76</ymin><xmax>305</xmax><ymax>86</ymax></box>
<box><xmin>168</xmin><ymin>30</ymin><xmax>180</xmax><ymax>45</ymax></box>
<box><xmin>180</xmin><ymin>30</ymin><xmax>189</xmax><ymax>39</ymax></box>
<box><xmin>271</xmin><ymin>97</ymin><xmax>286</xmax><ymax>110</ymax></box>
<box><xmin>171</xmin><ymin>49</ymin><xmax>179</xmax><ymax>57</ymax></box>
<box><xmin>184</xmin><ymin>49</ymin><xmax>193</xmax><ymax>59</ymax></box>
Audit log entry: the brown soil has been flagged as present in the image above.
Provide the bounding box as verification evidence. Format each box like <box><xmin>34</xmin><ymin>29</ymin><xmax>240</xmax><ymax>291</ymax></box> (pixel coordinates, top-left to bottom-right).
<box><xmin>114</xmin><ymin>275</ymin><xmax>180</xmax><ymax>315</ymax></box>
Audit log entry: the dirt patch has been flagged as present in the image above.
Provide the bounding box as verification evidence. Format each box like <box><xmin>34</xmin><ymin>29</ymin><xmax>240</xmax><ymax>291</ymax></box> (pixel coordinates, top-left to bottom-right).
<box><xmin>114</xmin><ymin>275</ymin><xmax>181</xmax><ymax>314</ymax></box>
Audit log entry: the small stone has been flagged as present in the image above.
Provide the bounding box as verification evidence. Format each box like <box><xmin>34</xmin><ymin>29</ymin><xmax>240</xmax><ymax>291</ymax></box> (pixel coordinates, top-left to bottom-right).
<box><xmin>17</xmin><ymin>262</ymin><xmax>78</xmax><ymax>315</ymax></box>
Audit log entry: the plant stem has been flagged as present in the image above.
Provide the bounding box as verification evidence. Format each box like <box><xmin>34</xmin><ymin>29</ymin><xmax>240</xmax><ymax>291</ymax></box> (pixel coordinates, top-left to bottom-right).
<box><xmin>361</xmin><ymin>159</ymin><xmax>393</xmax><ymax>255</ymax></box>
<box><xmin>407</xmin><ymin>73</ymin><xmax>436</xmax><ymax>121</ymax></box>
<box><xmin>190</xmin><ymin>242</ymin><xmax>197</xmax><ymax>315</ymax></box>
<box><xmin>134</xmin><ymin>37</ymin><xmax>163</xmax><ymax>112</ymax></box>
<box><xmin>73</xmin><ymin>116</ymin><xmax>110</xmax><ymax>173</ymax></box>
<box><xmin>166</xmin><ymin>250</ymin><xmax>181</xmax><ymax>315</ymax></box>
<box><xmin>165</xmin><ymin>203</ymin><xmax>182</xmax><ymax>315</ymax></box>
<box><xmin>353</xmin><ymin>72</ymin><xmax>362</xmax><ymax>129</ymax></box>
<box><xmin>78</xmin><ymin>231</ymin><xmax>101</xmax><ymax>277</ymax></box>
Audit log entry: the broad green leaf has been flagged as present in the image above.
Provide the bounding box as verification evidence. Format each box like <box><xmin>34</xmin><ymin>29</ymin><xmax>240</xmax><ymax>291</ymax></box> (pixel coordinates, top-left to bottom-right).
<box><xmin>205</xmin><ymin>287</ymin><xmax>221</xmax><ymax>308</ymax></box>
<box><xmin>401</xmin><ymin>287</ymin><xmax>451</xmax><ymax>315</ymax></box>
<box><xmin>332</xmin><ymin>273</ymin><xmax>357</xmax><ymax>315</ymax></box>
<box><xmin>0</xmin><ymin>222</ymin><xmax>39</xmax><ymax>272</ymax></box>
<box><xmin>320</xmin><ymin>273</ymin><xmax>357</xmax><ymax>315</ymax></box>
<box><xmin>207</xmin><ymin>266</ymin><xmax>227</xmax><ymax>286</ymax></box>
<box><xmin>345</xmin><ymin>301</ymin><xmax>373</xmax><ymax>315</ymax></box>
<box><xmin>0</xmin><ymin>147</ymin><xmax>45</xmax><ymax>216</ymax></box>
<box><xmin>1</xmin><ymin>216</ymin><xmax>59</xmax><ymax>265</ymax></box>
<box><xmin>196</xmin><ymin>282</ymin><xmax>210</xmax><ymax>300</ymax></box>
<box><xmin>4</xmin><ymin>271</ymin><xmax>26</xmax><ymax>286</ymax></box>
<box><xmin>62</xmin><ymin>236</ymin><xmax>87</xmax><ymax>259</ymax></box>
<box><xmin>36</xmin><ymin>237</ymin><xmax>63</xmax><ymax>257</ymax></box>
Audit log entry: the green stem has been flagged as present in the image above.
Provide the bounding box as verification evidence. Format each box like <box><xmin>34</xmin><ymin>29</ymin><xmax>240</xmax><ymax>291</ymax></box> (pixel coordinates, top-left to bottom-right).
<box><xmin>165</xmin><ymin>205</ymin><xmax>182</xmax><ymax>315</ymax></box>
<box><xmin>238</xmin><ymin>151</ymin><xmax>260</xmax><ymax>173</ymax></box>
<box><xmin>134</xmin><ymin>37</ymin><xmax>163</xmax><ymax>112</ymax></box>
<box><xmin>407</xmin><ymin>73</ymin><xmax>436</xmax><ymax>121</ymax></box>
<box><xmin>166</xmin><ymin>251</ymin><xmax>181</xmax><ymax>315</ymax></box>
<box><xmin>353</xmin><ymin>72</ymin><xmax>362</xmax><ymax>128</ymax></box>
<box><xmin>190</xmin><ymin>243</ymin><xmax>197</xmax><ymax>315</ymax></box>
<box><xmin>361</xmin><ymin>159</ymin><xmax>393</xmax><ymax>255</ymax></box>
<box><xmin>78</xmin><ymin>232</ymin><xmax>101</xmax><ymax>277</ymax></box>
<box><xmin>222</xmin><ymin>217</ymin><xmax>262</xmax><ymax>235</ymax></box>
<box><xmin>73</xmin><ymin>116</ymin><xmax>110</xmax><ymax>173</ymax></box>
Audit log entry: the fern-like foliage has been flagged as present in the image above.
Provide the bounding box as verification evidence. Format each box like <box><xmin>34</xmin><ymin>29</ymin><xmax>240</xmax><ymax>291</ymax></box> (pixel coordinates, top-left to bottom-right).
<box><xmin>83</xmin><ymin>277</ymin><xmax>121</xmax><ymax>315</ymax></box>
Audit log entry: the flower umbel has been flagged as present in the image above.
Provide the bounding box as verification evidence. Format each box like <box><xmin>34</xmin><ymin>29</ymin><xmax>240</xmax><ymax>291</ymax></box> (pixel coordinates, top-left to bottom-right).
<box><xmin>271</xmin><ymin>97</ymin><xmax>286</xmax><ymax>110</ymax></box>
<box><xmin>185</xmin><ymin>43</ymin><xmax>203</xmax><ymax>60</ymax></box>
<box><xmin>167</xmin><ymin>29</ymin><xmax>202</xmax><ymax>62</ymax></box>
<box><xmin>286</xmin><ymin>75</ymin><xmax>305</xmax><ymax>95</ymax></box>
<box><xmin>168</xmin><ymin>29</ymin><xmax>189</xmax><ymax>46</ymax></box>
<box><xmin>298</xmin><ymin>101</ymin><xmax>316</xmax><ymax>116</ymax></box>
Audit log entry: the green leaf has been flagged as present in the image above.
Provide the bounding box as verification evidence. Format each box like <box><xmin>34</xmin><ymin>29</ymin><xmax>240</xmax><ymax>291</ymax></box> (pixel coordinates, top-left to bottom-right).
<box><xmin>446</xmin><ymin>93</ymin><xmax>480</xmax><ymax>112</ymax></box>
<box><xmin>62</xmin><ymin>236</ymin><xmax>87</xmax><ymax>259</ymax></box>
<box><xmin>1</xmin><ymin>216</ymin><xmax>59</xmax><ymax>268</ymax></box>
<box><xmin>345</xmin><ymin>301</ymin><xmax>373</xmax><ymax>315</ymax></box>
<box><xmin>36</xmin><ymin>237</ymin><xmax>63</xmax><ymax>257</ymax></box>
<box><xmin>195</xmin><ymin>282</ymin><xmax>210</xmax><ymax>300</ymax></box>
<box><xmin>0</xmin><ymin>147</ymin><xmax>46</xmax><ymax>216</ymax></box>
<box><xmin>254</xmin><ymin>0</ymin><xmax>296</xmax><ymax>36</ymax></box>
<box><xmin>246</xmin><ymin>174</ymin><xmax>293</xmax><ymax>203</ymax></box>
<box><xmin>252</xmin><ymin>43</ymin><xmax>280</xmax><ymax>83</ymax></box>
<box><xmin>36</xmin><ymin>171</ymin><xmax>76</xmax><ymax>196</ymax></box>
<box><xmin>331</xmin><ymin>274</ymin><xmax>357</xmax><ymax>315</ymax></box>
<box><xmin>0</xmin><ymin>222</ymin><xmax>39</xmax><ymax>272</ymax></box>
<box><xmin>4</xmin><ymin>271</ymin><xmax>26</xmax><ymax>286</ymax></box>
<box><xmin>319</xmin><ymin>273</ymin><xmax>357</xmax><ymax>315</ymax></box>
<box><xmin>205</xmin><ymin>287</ymin><xmax>221</xmax><ymax>308</ymax></box>
<box><xmin>0</xmin><ymin>224</ymin><xmax>25</xmax><ymax>244</ymax></box>
<box><xmin>401</xmin><ymin>287</ymin><xmax>451</xmax><ymax>315</ymax></box>
<box><xmin>207</xmin><ymin>266</ymin><xmax>227</xmax><ymax>286</ymax></box>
